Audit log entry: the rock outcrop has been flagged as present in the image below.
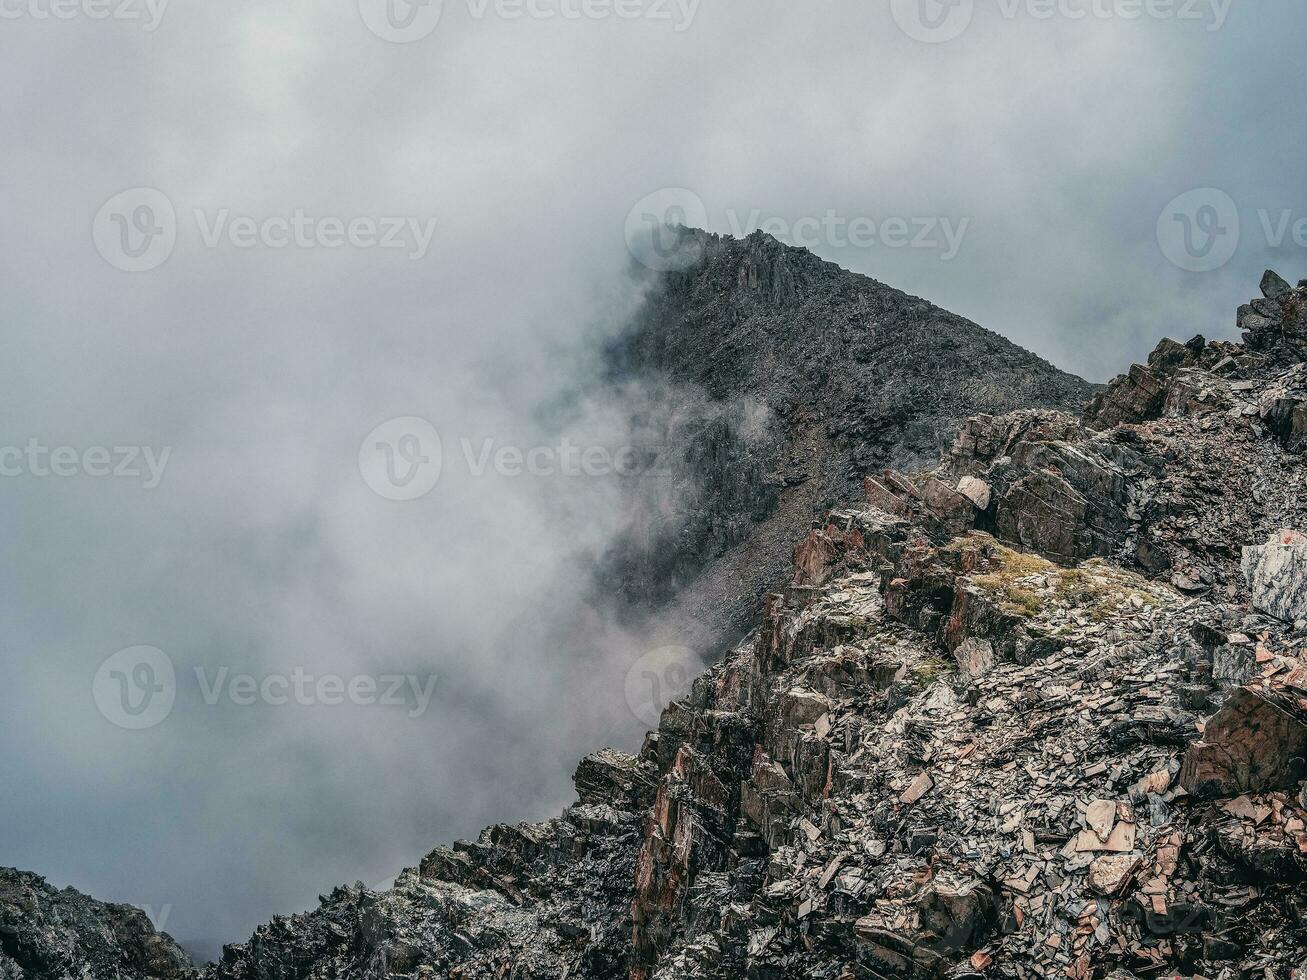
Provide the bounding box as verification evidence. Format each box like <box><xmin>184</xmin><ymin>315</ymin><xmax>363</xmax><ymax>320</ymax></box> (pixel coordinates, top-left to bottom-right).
<box><xmin>600</xmin><ymin>229</ymin><xmax>1095</xmax><ymax>654</ymax></box>
<box><xmin>0</xmin><ymin>869</ymin><xmax>192</xmax><ymax>980</ymax></box>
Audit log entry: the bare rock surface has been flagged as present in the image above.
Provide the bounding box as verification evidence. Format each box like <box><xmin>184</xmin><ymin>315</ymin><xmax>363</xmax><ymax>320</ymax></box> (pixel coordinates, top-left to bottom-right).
<box><xmin>0</xmin><ymin>869</ymin><xmax>192</xmax><ymax>980</ymax></box>
<box><xmin>1244</xmin><ymin>529</ymin><xmax>1307</xmax><ymax>624</ymax></box>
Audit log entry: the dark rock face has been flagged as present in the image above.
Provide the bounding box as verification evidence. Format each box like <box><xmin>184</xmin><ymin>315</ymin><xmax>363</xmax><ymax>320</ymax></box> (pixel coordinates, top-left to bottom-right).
<box><xmin>0</xmin><ymin>869</ymin><xmax>192</xmax><ymax>980</ymax></box>
<box><xmin>1241</xmin><ymin>271</ymin><xmax>1307</xmax><ymax>362</ymax></box>
<box><xmin>601</xmin><ymin>229</ymin><xmax>1094</xmax><ymax>652</ymax></box>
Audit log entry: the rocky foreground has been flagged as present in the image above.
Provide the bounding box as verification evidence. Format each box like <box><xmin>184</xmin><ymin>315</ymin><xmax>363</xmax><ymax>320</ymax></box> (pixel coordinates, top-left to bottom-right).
<box><xmin>8</xmin><ymin>272</ymin><xmax>1307</xmax><ymax>979</ymax></box>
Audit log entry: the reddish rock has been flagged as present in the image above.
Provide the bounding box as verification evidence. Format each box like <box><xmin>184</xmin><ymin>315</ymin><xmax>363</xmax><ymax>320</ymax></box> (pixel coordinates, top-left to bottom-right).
<box><xmin>1181</xmin><ymin>688</ymin><xmax>1307</xmax><ymax>798</ymax></box>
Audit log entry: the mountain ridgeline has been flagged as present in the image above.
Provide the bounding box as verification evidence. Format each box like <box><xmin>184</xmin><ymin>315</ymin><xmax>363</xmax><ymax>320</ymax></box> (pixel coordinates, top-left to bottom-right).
<box><xmin>600</xmin><ymin>228</ymin><xmax>1093</xmax><ymax>654</ymax></box>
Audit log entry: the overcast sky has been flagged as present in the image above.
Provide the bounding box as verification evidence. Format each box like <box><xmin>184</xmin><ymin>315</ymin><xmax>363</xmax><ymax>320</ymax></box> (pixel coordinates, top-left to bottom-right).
<box><xmin>2</xmin><ymin>0</ymin><xmax>1305</xmax><ymax>956</ymax></box>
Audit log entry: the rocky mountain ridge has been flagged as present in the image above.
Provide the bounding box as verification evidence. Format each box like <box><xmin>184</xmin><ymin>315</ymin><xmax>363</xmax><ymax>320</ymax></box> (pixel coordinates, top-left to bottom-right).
<box><xmin>8</xmin><ymin>271</ymin><xmax>1307</xmax><ymax>979</ymax></box>
<box><xmin>0</xmin><ymin>869</ymin><xmax>191</xmax><ymax>980</ymax></box>
<box><xmin>600</xmin><ymin>229</ymin><xmax>1095</xmax><ymax>655</ymax></box>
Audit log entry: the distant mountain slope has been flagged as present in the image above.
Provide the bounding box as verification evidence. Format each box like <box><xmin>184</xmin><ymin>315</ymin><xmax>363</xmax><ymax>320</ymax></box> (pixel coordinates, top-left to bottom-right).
<box><xmin>0</xmin><ymin>868</ymin><xmax>192</xmax><ymax>980</ymax></box>
<box><xmin>602</xmin><ymin>228</ymin><xmax>1094</xmax><ymax>653</ymax></box>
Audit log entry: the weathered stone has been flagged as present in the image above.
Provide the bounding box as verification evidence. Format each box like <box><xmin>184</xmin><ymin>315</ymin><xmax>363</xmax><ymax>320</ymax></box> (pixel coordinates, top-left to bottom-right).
<box><xmin>853</xmin><ymin>925</ymin><xmax>948</xmax><ymax>979</ymax></box>
<box><xmin>1084</xmin><ymin>363</ymin><xmax>1167</xmax><ymax>428</ymax></box>
<box><xmin>916</xmin><ymin>880</ymin><xmax>999</xmax><ymax>956</ymax></box>
<box><xmin>1085</xmin><ymin>799</ymin><xmax>1117</xmax><ymax>841</ymax></box>
<box><xmin>957</xmin><ymin>475</ymin><xmax>992</xmax><ymax>511</ymax></box>
<box><xmin>953</xmin><ymin>638</ymin><xmax>995</xmax><ymax>681</ymax></box>
<box><xmin>995</xmin><ymin>470</ymin><xmax>1089</xmax><ymax>565</ymax></box>
<box><xmin>1243</xmin><ymin>531</ymin><xmax>1307</xmax><ymax>623</ymax></box>
<box><xmin>573</xmin><ymin>747</ymin><xmax>656</xmax><ymax>808</ymax></box>
<box><xmin>1087</xmin><ymin>855</ymin><xmax>1140</xmax><ymax>896</ymax></box>
<box><xmin>1181</xmin><ymin>688</ymin><xmax>1307</xmax><ymax>798</ymax></box>
<box><xmin>1148</xmin><ymin>336</ymin><xmax>1197</xmax><ymax>374</ymax></box>
<box><xmin>1262</xmin><ymin>269</ymin><xmax>1294</xmax><ymax>301</ymax></box>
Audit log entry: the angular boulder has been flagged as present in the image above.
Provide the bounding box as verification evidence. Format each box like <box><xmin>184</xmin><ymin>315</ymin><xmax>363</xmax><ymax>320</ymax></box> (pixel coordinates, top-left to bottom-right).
<box><xmin>573</xmin><ymin>748</ymin><xmax>656</xmax><ymax>808</ymax></box>
<box><xmin>1084</xmin><ymin>363</ymin><xmax>1168</xmax><ymax>429</ymax></box>
<box><xmin>1241</xmin><ymin>270</ymin><xmax>1307</xmax><ymax>362</ymax></box>
<box><xmin>1242</xmin><ymin>530</ymin><xmax>1307</xmax><ymax>623</ymax></box>
<box><xmin>1180</xmin><ymin>687</ymin><xmax>1307</xmax><ymax>798</ymax></box>
<box><xmin>1262</xmin><ymin>269</ymin><xmax>1293</xmax><ymax>302</ymax></box>
<box><xmin>957</xmin><ymin>476</ymin><xmax>991</xmax><ymax>511</ymax></box>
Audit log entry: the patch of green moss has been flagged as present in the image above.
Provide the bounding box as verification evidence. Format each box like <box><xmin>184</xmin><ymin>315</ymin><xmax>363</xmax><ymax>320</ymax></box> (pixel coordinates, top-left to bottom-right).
<box><xmin>910</xmin><ymin>654</ymin><xmax>953</xmax><ymax>688</ymax></box>
<box><xmin>1051</xmin><ymin>563</ymin><xmax>1160</xmax><ymax>620</ymax></box>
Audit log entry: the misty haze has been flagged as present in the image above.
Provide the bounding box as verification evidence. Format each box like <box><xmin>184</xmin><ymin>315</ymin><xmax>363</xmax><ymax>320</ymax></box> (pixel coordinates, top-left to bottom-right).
<box><xmin>4</xmin><ymin>2</ymin><xmax>1307</xmax><ymax>978</ymax></box>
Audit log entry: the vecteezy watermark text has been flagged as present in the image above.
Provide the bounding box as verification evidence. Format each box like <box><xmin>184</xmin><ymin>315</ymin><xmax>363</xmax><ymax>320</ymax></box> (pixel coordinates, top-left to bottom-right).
<box><xmin>891</xmin><ymin>0</ymin><xmax>1233</xmax><ymax>44</ymax></box>
<box><xmin>0</xmin><ymin>440</ymin><xmax>171</xmax><ymax>488</ymax></box>
<box><xmin>0</xmin><ymin>0</ymin><xmax>169</xmax><ymax>31</ymax></box>
<box><xmin>358</xmin><ymin>417</ymin><xmax>667</xmax><ymax>501</ymax></box>
<box><xmin>1157</xmin><ymin>187</ymin><xmax>1307</xmax><ymax>273</ymax></box>
<box><xmin>622</xmin><ymin>188</ymin><xmax>970</xmax><ymax>271</ymax></box>
<box><xmin>357</xmin><ymin>0</ymin><xmax>699</xmax><ymax>43</ymax></box>
<box><xmin>193</xmin><ymin>210</ymin><xmax>437</xmax><ymax>259</ymax></box>
<box><xmin>93</xmin><ymin>645</ymin><xmax>439</xmax><ymax>730</ymax></box>
<box><xmin>93</xmin><ymin>188</ymin><xmax>438</xmax><ymax>272</ymax></box>
<box><xmin>723</xmin><ymin>208</ymin><xmax>970</xmax><ymax>261</ymax></box>
<box><xmin>193</xmin><ymin>666</ymin><xmax>437</xmax><ymax>717</ymax></box>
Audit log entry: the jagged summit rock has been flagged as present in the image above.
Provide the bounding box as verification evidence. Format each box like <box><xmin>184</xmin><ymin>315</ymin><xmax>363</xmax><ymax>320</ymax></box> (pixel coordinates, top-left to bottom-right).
<box><xmin>603</xmin><ymin>228</ymin><xmax>1094</xmax><ymax>653</ymax></box>
<box><xmin>1262</xmin><ymin>269</ymin><xmax>1294</xmax><ymax>302</ymax></box>
<box><xmin>1240</xmin><ymin>269</ymin><xmax>1307</xmax><ymax>363</ymax></box>
<box><xmin>0</xmin><ymin>868</ymin><xmax>192</xmax><ymax>979</ymax></box>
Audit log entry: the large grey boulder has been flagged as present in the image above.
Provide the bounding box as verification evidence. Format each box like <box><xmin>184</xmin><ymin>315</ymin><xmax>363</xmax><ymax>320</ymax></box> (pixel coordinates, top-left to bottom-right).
<box><xmin>1243</xmin><ymin>530</ymin><xmax>1307</xmax><ymax>623</ymax></box>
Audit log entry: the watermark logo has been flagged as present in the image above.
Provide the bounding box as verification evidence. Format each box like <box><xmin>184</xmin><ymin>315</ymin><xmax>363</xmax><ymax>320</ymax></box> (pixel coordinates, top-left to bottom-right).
<box><xmin>359</xmin><ymin>0</ymin><xmax>444</xmax><ymax>42</ymax></box>
<box><xmin>891</xmin><ymin>0</ymin><xmax>1233</xmax><ymax>43</ymax></box>
<box><xmin>624</xmin><ymin>188</ymin><xmax>710</xmax><ymax>272</ymax></box>
<box><xmin>624</xmin><ymin>645</ymin><xmax>697</xmax><ymax>727</ymax></box>
<box><xmin>93</xmin><ymin>188</ymin><xmax>177</xmax><ymax>272</ymax></box>
<box><xmin>891</xmin><ymin>0</ymin><xmax>974</xmax><ymax>43</ymax></box>
<box><xmin>624</xmin><ymin>189</ymin><xmax>970</xmax><ymax>267</ymax></box>
<box><xmin>194</xmin><ymin>666</ymin><xmax>438</xmax><ymax>718</ymax></box>
<box><xmin>1157</xmin><ymin>187</ymin><xmax>1240</xmax><ymax>272</ymax></box>
<box><xmin>0</xmin><ymin>0</ymin><xmax>170</xmax><ymax>31</ymax></box>
<box><xmin>0</xmin><ymin>440</ymin><xmax>171</xmax><ymax>488</ymax></box>
<box><xmin>359</xmin><ymin>417</ymin><xmax>443</xmax><ymax>501</ymax></box>
<box><xmin>358</xmin><ymin>420</ymin><xmax>669</xmax><ymax>500</ymax></box>
<box><xmin>140</xmin><ymin>903</ymin><xmax>172</xmax><ymax>931</ymax></box>
<box><xmin>94</xmin><ymin>645</ymin><xmax>177</xmax><ymax>730</ymax></box>
<box><xmin>1157</xmin><ymin>189</ymin><xmax>1307</xmax><ymax>272</ymax></box>
<box><xmin>95</xmin><ymin>190</ymin><xmax>439</xmax><ymax>271</ymax></box>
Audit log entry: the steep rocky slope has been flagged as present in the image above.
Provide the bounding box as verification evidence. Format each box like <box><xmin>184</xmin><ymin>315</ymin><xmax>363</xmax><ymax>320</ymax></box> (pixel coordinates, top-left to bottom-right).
<box><xmin>10</xmin><ymin>272</ymin><xmax>1307</xmax><ymax>980</ymax></box>
<box><xmin>601</xmin><ymin>229</ymin><xmax>1094</xmax><ymax>655</ymax></box>
<box><xmin>0</xmin><ymin>869</ymin><xmax>192</xmax><ymax>979</ymax></box>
